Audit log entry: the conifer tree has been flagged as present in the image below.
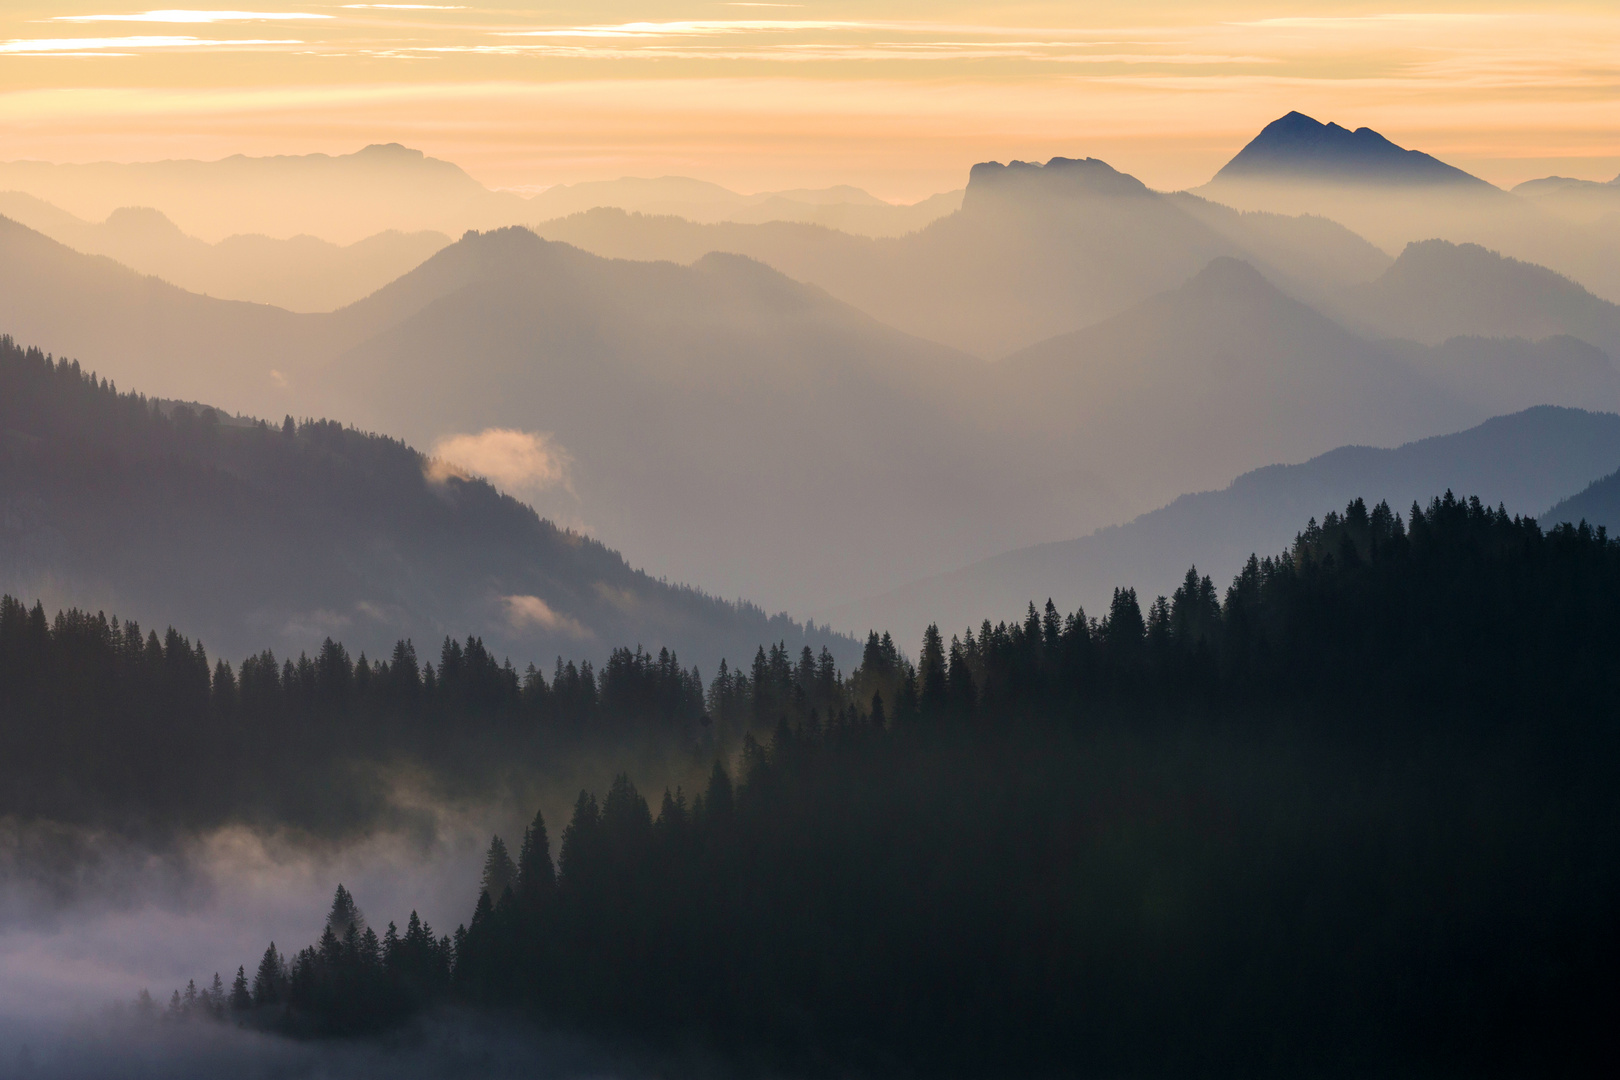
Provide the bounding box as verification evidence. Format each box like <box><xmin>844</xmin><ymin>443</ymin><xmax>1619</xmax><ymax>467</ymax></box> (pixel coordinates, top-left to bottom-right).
<box><xmin>252</xmin><ymin>943</ymin><xmax>286</xmax><ymax>1006</ymax></box>
<box><xmin>230</xmin><ymin>966</ymin><xmax>252</xmax><ymax>1011</ymax></box>
<box><xmin>480</xmin><ymin>835</ymin><xmax>517</xmax><ymax>901</ymax></box>
<box><xmin>326</xmin><ymin>884</ymin><xmax>363</xmax><ymax>936</ymax></box>
<box><xmin>517</xmin><ymin>809</ymin><xmax>556</xmax><ymax>898</ymax></box>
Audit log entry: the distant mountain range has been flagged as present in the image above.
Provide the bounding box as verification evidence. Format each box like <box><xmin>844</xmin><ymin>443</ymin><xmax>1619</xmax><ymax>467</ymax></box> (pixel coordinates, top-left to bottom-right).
<box><xmin>526</xmin><ymin>176</ymin><xmax>961</xmax><ymax>238</ymax></box>
<box><xmin>7</xmin><ymin>133</ymin><xmax>1620</xmax><ymax>619</ymax></box>
<box><xmin>0</xmin><ymin>191</ymin><xmax>449</xmax><ymax>312</ymax></box>
<box><xmin>534</xmin><ymin>156</ymin><xmax>1391</xmax><ymax>358</ymax></box>
<box><xmin>0</xmin><ymin>143</ymin><xmax>518</xmax><ymax>246</ymax></box>
<box><xmin>827</xmin><ymin>407</ymin><xmax>1620</xmax><ymax>637</ymax></box>
<box><xmin>0</xmin><ymin>335</ymin><xmax>852</xmax><ymax>673</ymax></box>
<box><xmin>6</xmin><ymin>193</ymin><xmax>1616</xmax><ymax>615</ymax></box>
<box><xmin>0</xmin><ymin>144</ymin><xmax>957</xmax><ymax>247</ymax></box>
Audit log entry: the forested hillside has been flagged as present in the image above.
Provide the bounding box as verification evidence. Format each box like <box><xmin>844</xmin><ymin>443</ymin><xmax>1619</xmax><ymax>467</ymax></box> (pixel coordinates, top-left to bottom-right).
<box><xmin>106</xmin><ymin>492</ymin><xmax>1620</xmax><ymax>1075</ymax></box>
<box><xmin>0</xmin><ymin>337</ymin><xmax>849</xmax><ymax>674</ymax></box>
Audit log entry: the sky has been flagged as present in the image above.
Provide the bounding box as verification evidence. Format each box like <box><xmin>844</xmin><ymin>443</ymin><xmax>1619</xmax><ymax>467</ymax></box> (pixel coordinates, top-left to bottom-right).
<box><xmin>0</xmin><ymin>2</ymin><xmax>1616</xmax><ymax>199</ymax></box>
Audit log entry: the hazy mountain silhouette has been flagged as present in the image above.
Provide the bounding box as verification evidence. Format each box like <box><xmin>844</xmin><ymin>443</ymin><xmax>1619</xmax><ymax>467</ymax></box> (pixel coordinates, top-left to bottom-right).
<box><xmin>0</xmin><ymin>191</ymin><xmax>449</xmax><ymax>311</ymax></box>
<box><xmin>9</xmin><ymin>210</ymin><xmax>1587</xmax><ymax>614</ymax></box>
<box><xmin>0</xmin><ymin>335</ymin><xmax>852</xmax><ymax>672</ymax></box>
<box><xmin>527</xmin><ymin>176</ymin><xmax>961</xmax><ymax>237</ymax></box>
<box><xmin>0</xmin><ymin>216</ymin><xmax>1125</xmax><ymax>611</ymax></box>
<box><xmin>308</xmin><ymin>227</ymin><xmax>1123</xmax><ymax>613</ymax></box>
<box><xmin>1199</xmin><ymin>113</ymin><xmax>1620</xmax><ymax>303</ymax></box>
<box><xmin>829</xmin><ymin>406</ymin><xmax>1620</xmax><ymax>637</ymax></box>
<box><xmin>0</xmin><ymin>213</ymin><xmax>328</xmax><ymax>407</ymax></box>
<box><xmin>1213</xmin><ymin>111</ymin><xmax>1492</xmax><ymax>187</ymax></box>
<box><xmin>1340</xmin><ymin>240</ymin><xmax>1620</xmax><ymax>357</ymax></box>
<box><xmin>1540</xmin><ymin>464</ymin><xmax>1620</xmax><ymax>533</ymax></box>
<box><xmin>0</xmin><ymin>143</ymin><xmax>960</xmax><ymax>249</ymax></box>
<box><xmin>1512</xmin><ymin>173</ymin><xmax>1620</xmax><ymax>227</ymax></box>
<box><xmin>992</xmin><ymin>257</ymin><xmax>1472</xmax><ymax>508</ymax></box>
<box><xmin>0</xmin><ymin>143</ymin><xmax>523</xmax><ymax>245</ymax></box>
<box><xmin>1390</xmin><ymin>334</ymin><xmax>1620</xmax><ymax>417</ymax></box>
<box><xmin>535</xmin><ymin>156</ymin><xmax>1391</xmax><ymax>357</ymax></box>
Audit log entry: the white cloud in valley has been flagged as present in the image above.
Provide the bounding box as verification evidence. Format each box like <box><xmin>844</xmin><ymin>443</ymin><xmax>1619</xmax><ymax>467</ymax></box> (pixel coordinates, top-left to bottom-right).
<box><xmin>426</xmin><ymin>428</ymin><xmax>573</xmax><ymax>498</ymax></box>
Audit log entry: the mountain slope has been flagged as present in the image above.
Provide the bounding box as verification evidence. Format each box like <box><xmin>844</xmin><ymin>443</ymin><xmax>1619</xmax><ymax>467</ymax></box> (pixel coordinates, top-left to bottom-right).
<box><xmin>1340</xmin><ymin>240</ymin><xmax>1620</xmax><ymax>360</ymax></box>
<box><xmin>1212</xmin><ymin>111</ymin><xmax>1492</xmax><ymax>187</ymax></box>
<box><xmin>535</xmin><ymin>157</ymin><xmax>1393</xmax><ymax>357</ymax></box>
<box><xmin>0</xmin><ymin>336</ymin><xmax>851</xmax><ymax>672</ymax></box>
<box><xmin>830</xmin><ymin>406</ymin><xmax>1620</xmax><ymax>637</ymax></box>
<box><xmin>0</xmin><ymin>214</ymin><xmax>324</xmax><ymax>409</ymax></box>
<box><xmin>311</xmin><ymin>228</ymin><xmax>1123</xmax><ymax>612</ymax></box>
<box><xmin>992</xmin><ymin>257</ymin><xmax>1472</xmax><ymax>507</ymax></box>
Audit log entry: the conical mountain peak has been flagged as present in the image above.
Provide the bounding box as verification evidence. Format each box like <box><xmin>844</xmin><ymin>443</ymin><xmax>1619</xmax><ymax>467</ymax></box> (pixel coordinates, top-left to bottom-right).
<box><xmin>1211</xmin><ymin>111</ymin><xmax>1490</xmax><ymax>187</ymax></box>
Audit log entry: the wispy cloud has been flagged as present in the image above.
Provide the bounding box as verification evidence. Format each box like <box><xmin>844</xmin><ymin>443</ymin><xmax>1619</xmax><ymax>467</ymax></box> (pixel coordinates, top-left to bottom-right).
<box><xmin>53</xmin><ymin>9</ymin><xmax>331</xmax><ymax>22</ymax></box>
<box><xmin>1</xmin><ymin>34</ymin><xmax>300</xmax><ymax>53</ymax></box>
<box><xmin>501</xmin><ymin>595</ymin><xmax>593</xmax><ymax>639</ymax></box>
<box><xmin>501</xmin><ymin>21</ymin><xmax>865</xmax><ymax>39</ymax></box>
<box><xmin>427</xmin><ymin>428</ymin><xmax>573</xmax><ymax>496</ymax></box>
<box><xmin>341</xmin><ymin>4</ymin><xmax>465</xmax><ymax>8</ymax></box>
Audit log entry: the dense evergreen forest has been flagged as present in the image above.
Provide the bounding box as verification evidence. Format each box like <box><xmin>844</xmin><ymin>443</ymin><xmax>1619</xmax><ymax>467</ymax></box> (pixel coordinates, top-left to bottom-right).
<box><xmin>0</xmin><ymin>584</ymin><xmax>852</xmax><ymax>831</ymax></box>
<box><xmin>0</xmin><ymin>335</ymin><xmax>850</xmax><ymax>673</ymax></box>
<box><xmin>96</xmin><ymin>493</ymin><xmax>1620</xmax><ymax>1074</ymax></box>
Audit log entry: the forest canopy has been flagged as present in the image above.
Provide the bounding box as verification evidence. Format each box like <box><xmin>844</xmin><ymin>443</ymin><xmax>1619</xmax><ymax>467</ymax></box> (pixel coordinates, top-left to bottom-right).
<box><xmin>8</xmin><ymin>490</ymin><xmax>1620</xmax><ymax>1074</ymax></box>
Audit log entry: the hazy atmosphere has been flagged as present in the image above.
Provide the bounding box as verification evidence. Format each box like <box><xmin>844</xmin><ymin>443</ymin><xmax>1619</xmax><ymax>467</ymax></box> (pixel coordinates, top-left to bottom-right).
<box><xmin>3</xmin><ymin>2</ymin><xmax>1619</xmax><ymax>1077</ymax></box>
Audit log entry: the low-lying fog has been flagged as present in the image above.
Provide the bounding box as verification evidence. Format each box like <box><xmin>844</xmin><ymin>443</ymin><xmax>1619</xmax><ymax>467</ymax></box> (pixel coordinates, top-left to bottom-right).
<box><xmin>0</xmin><ymin>797</ymin><xmax>630</xmax><ymax>1078</ymax></box>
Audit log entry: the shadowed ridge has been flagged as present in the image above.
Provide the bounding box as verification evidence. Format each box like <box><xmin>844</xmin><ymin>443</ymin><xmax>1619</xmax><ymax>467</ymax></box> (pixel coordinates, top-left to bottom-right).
<box><xmin>829</xmin><ymin>405</ymin><xmax>1620</xmax><ymax>640</ymax></box>
<box><xmin>1213</xmin><ymin>111</ymin><xmax>1493</xmax><ymax>187</ymax></box>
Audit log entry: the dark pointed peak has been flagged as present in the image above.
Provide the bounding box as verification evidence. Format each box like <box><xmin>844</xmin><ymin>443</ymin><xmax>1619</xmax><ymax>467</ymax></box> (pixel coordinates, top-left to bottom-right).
<box><xmin>963</xmin><ymin>155</ymin><xmax>1151</xmax><ymax>211</ymax></box>
<box><xmin>1211</xmin><ymin>111</ymin><xmax>1491</xmax><ymax>188</ymax></box>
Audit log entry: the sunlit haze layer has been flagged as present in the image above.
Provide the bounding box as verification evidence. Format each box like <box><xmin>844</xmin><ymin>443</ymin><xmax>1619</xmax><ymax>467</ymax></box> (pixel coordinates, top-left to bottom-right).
<box><xmin>1</xmin><ymin>2</ymin><xmax>1616</xmax><ymax>196</ymax></box>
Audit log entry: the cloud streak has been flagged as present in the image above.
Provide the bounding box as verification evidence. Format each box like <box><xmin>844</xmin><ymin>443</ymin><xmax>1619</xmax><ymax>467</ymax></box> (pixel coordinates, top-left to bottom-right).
<box><xmin>53</xmin><ymin>9</ymin><xmax>331</xmax><ymax>23</ymax></box>
<box><xmin>0</xmin><ymin>35</ymin><xmax>301</xmax><ymax>54</ymax></box>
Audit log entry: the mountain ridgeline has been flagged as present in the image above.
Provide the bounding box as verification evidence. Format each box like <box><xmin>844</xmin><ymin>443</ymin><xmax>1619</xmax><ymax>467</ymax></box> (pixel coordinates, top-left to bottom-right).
<box><xmin>135</xmin><ymin>493</ymin><xmax>1620</xmax><ymax>1075</ymax></box>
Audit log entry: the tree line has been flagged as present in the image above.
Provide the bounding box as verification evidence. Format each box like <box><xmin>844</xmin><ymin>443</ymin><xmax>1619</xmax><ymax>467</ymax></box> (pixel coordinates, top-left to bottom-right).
<box><xmin>141</xmin><ymin>492</ymin><xmax>1620</xmax><ymax>1075</ymax></box>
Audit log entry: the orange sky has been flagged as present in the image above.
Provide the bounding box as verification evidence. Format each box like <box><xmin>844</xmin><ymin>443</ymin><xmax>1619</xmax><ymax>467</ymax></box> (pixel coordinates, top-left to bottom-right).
<box><xmin>2</xmin><ymin>3</ymin><xmax>1616</xmax><ymax>198</ymax></box>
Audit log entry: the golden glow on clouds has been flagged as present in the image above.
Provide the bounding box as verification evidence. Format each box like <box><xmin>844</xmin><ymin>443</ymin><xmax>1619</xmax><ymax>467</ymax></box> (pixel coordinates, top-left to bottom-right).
<box><xmin>1</xmin><ymin>3</ymin><xmax>1616</xmax><ymax>196</ymax></box>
